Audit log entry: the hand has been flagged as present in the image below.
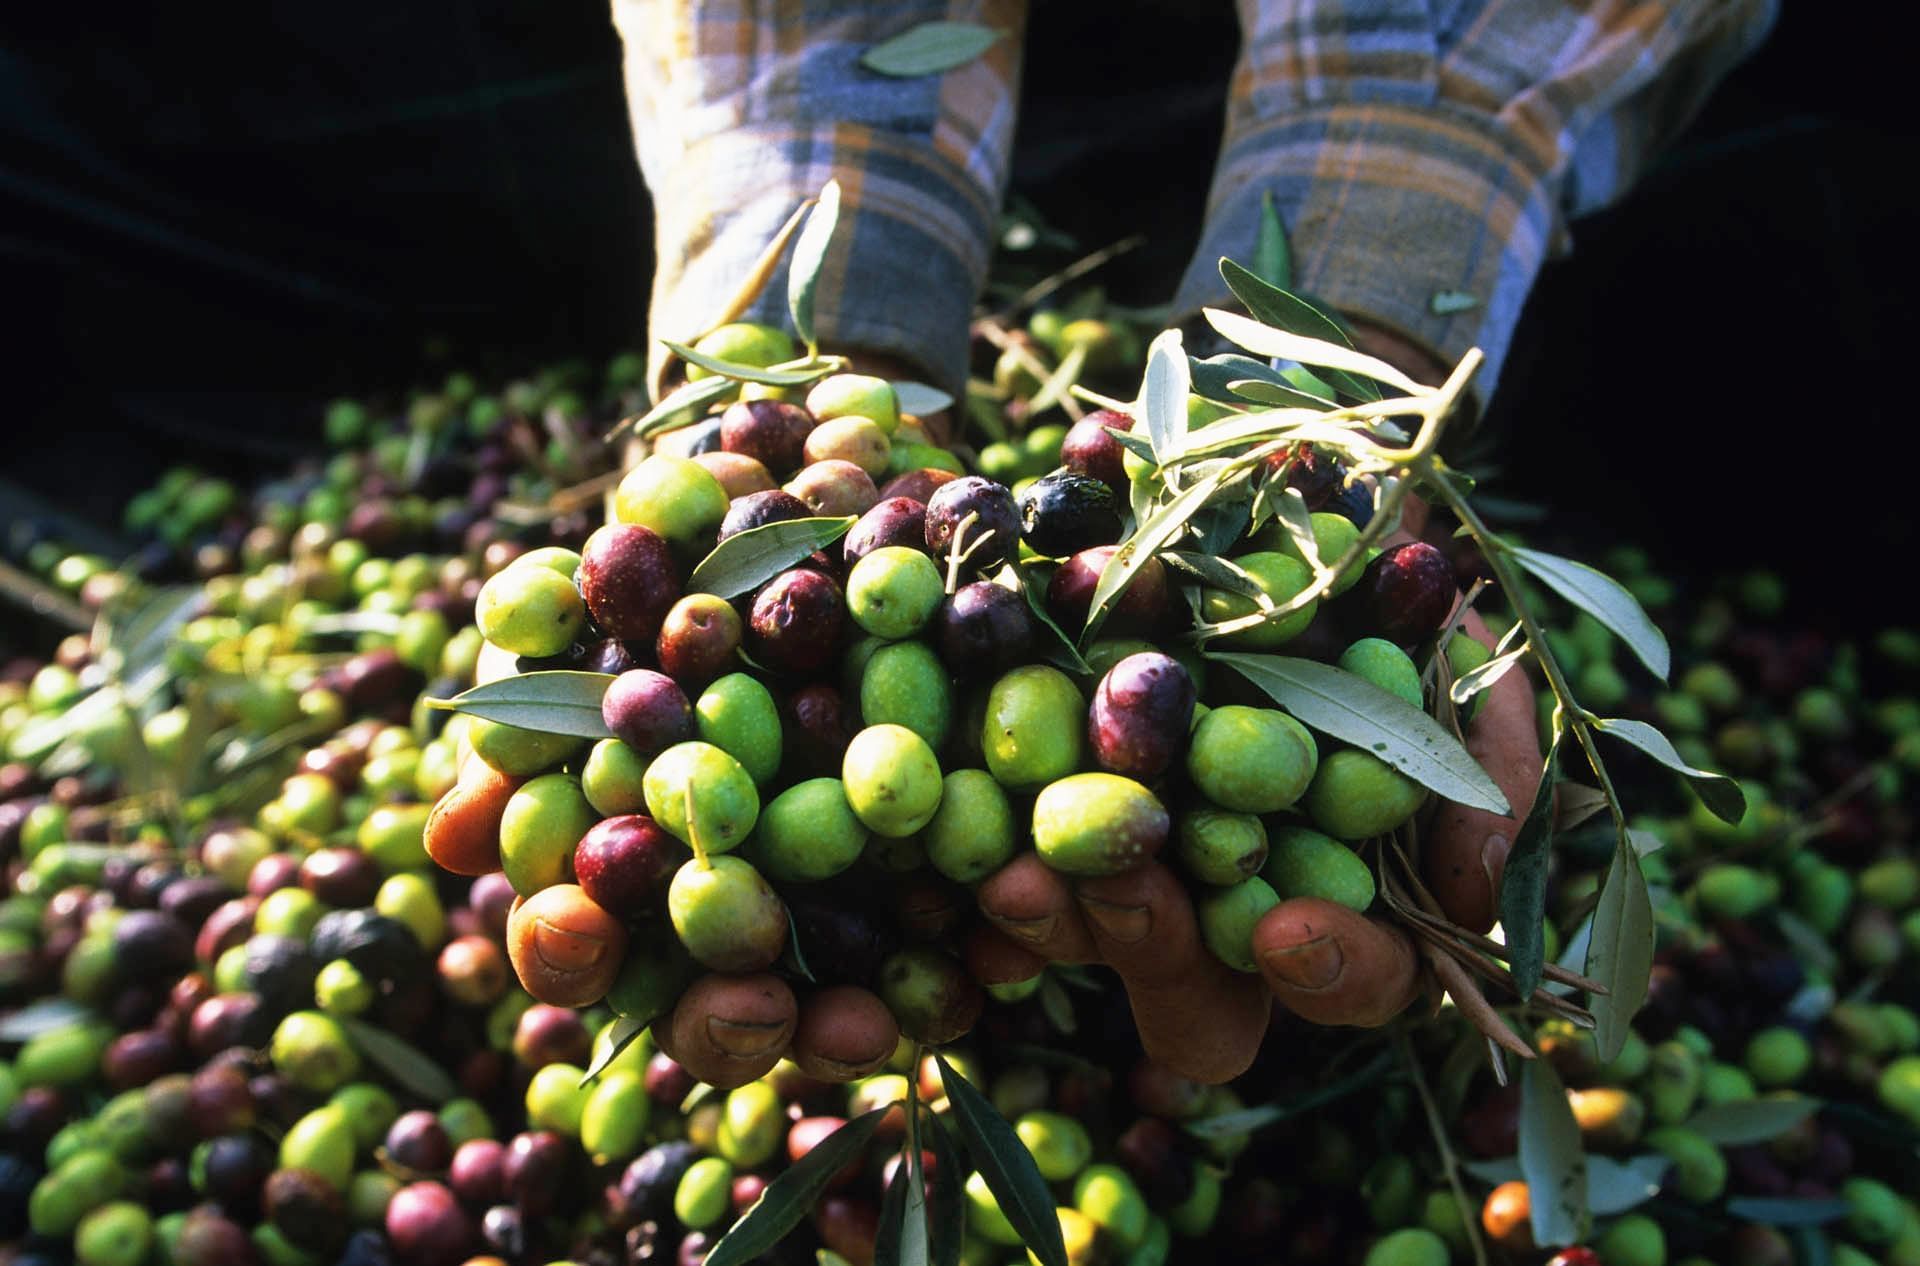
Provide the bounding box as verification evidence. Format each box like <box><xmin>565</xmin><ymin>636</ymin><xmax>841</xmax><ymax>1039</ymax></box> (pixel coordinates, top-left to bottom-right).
<box><xmin>651</xmin><ymin>977</ymin><xmax>901</xmax><ymax>1090</ymax></box>
<box><xmin>969</xmin><ymin>602</ymin><xmax>1540</xmax><ymax>1084</ymax></box>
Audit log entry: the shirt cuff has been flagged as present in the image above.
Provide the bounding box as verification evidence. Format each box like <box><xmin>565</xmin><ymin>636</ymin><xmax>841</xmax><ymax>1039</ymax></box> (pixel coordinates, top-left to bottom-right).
<box><xmin>647</xmin><ymin>127</ymin><xmax>995</xmax><ymax>399</ymax></box>
<box><xmin>1170</xmin><ymin>101</ymin><xmax>1561</xmax><ymax>403</ymax></box>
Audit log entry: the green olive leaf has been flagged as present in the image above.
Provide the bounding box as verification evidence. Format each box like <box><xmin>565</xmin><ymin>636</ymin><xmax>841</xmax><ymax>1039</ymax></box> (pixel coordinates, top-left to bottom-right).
<box><xmin>873</xmin><ymin>1148</ymin><xmax>930</xmax><ymax>1266</ymax></box>
<box><xmin>893</xmin><ymin>381</ymin><xmax>955</xmax><ymax>416</ymax></box>
<box><xmin>1508</xmin><ymin>547</ymin><xmax>1671</xmax><ymax>682</ymax></box>
<box><xmin>705</xmin><ymin>1106</ymin><xmax>894</xmax><ymax>1266</ymax></box>
<box><xmin>341</xmin><ymin>1017</ymin><xmax>458</xmax><ymax>1104</ymax></box>
<box><xmin>579</xmin><ymin>1017</ymin><xmax>648</xmax><ymax>1088</ymax></box>
<box><xmin>1216</xmin><ymin>259</ymin><xmax>1379</xmax><ymax>401</ymax></box>
<box><xmin>1141</xmin><ymin>329</ymin><xmax>1189</xmax><ymax>462</ymax></box>
<box><xmin>1449</xmin><ymin>643</ymin><xmax>1529</xmax><ymax>706</ymax></box>
<box><xmin>1795</xmin><ymin>1228</ymin><xmax>1836</xmax><ymax>1266</ymax></box>
<box><xmin>1684</xmin><ymin>1096</ymin><xmax>1822</xmax><ymax>1146</ymax></box>
<box><xmin>859</xmin><ymin>21</ymin><xmax>1004</xmax><ymax>77</ymax></box>
<box><xmin>611</xmin><ymin>374</ymin><xmax>737</xmax><ymax>443</ymax></box>
<box><xmin>788</xmin><ymin>179</ymin><xmax>842</xmax><ymax>355</ymax></box>
<box><xmin>1188</xmin><ymin>353</ymin><xmax>1323</xmax><ymax>408</ymax></box>
<box><xmin>1011</xmin><ymin>564</ymin><xmax>1094</xmax><ymax>676</ymax></box>
<box><xmin>1185</xmin><ymin>1046</ymin><xmax>1395</xmax><ymax>1139</ymax></box>
<box><xmin>1589</xmin><ymin>716</ymin><xmax>1744</xmax><ymax>824</ymax></box>
<box><xmin>660</xmin><ymin>342</ymin><xmax>840</xmax><ymax>387</ymax></box>
<box><xmin>935</xmin><ymin>1052</ymin><xmax>1067</xmax><ymax>1266</ymax></box>
<box><xmin>1725</xmin><ymin>1197</ymin><xmax>1852</xmax><ymax>1228</ymax></box>
<box><xmin>1206</xmin><ymin>654</ymin><xmax>1510</xmax><ymax>814</ymax></box>
<box><xmin>426</xmin><ymin>671</ymin><xmax>615</xmax><ymax>739</ymax></box>
<box><xmin>1204</xmin><ymin>309</ymin><xmax>1421</xmax><ymax>398</ymax></box>
<box><xmin>1026</xmin><ymin>343</ymin><xmax>1087</xmax><ymax>418</ymax></box>
<box><xmin>1252</xmin><ymin>190</ymin><xmax>1293</xmax><ymax>290</ymax></box>
<box><xmin>687</xmin><ymin>516</ymin><xmax>856</xmax><ymax>600</ymax></box>
<box><xmin>1583</xmin><ymin>1155</ymin><xmax>1669</xmax><ymax>1216</ymax></box>
<box><xmin>923</xmin><ymin>1108</ymin><xmax>964</xmax><ymax>1266</ymax></box>
<box><xmin>1586</xmin><ymin>840</ymin><xmax>1654</xmax><ymax>1062</ymax></box>
<box><xmin>1083</xmin><ymin>459</ymin><xmax>1247</xmax><ymax>643</ymax></box>
<box><xmin>1500</xmin><ymin>732</ymin><xmax>1562</xmax><ymax>999</ymax></box>
<box><xmin>0</xmin><ymin>998</ymin><xmax>98</xmax><ymax>1042</ymax></box>
<box><xmin>1518</xmin><ymin>1057</ymin><xmax>1588</xmax><ymax>1248</ymax></box>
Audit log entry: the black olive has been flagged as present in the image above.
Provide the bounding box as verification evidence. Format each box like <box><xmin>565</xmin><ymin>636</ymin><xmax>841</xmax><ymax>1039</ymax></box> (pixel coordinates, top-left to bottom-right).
<box><xmin>1017</xmin><ymin>471</ymin><xmax>1122</xmax><ymax>557</ymax></box>
<box><xmin>308</xmin><ymin>909</ymin><xmax>427</xmax><ymax>986</ymax></box>
<box><xmin>241</xmin><ymin>935</ymin><xmax>317</xmax><ymax>1017</ymax></box>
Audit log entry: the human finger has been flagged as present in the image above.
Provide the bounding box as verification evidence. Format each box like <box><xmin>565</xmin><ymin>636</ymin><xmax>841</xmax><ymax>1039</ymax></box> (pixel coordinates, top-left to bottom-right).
<box><xmin>1253</xmin><ymin>898</ymin><xmax>1422</xmax><ymax>1028</ymax></box>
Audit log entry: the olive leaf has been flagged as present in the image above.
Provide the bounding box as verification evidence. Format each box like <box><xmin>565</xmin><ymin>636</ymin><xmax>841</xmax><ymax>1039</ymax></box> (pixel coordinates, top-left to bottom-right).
<box><xmin>789</xmin><ymin>179</ymin><xmax>842</xmax><ymax>355</ymax></box>
<box><xmin>1727</xmin><ymin>1197</ymin><xmax>1852</xmax><ymax>1227</ymax></box>
<box><xmin>1162</xmin><ymin>553</ymin><xmax>1274</xmax><ymax>608</ymax></box>
<box><xmin>935</xmin><ymin>1052</ymin><xmax>1067</xmax><ymax>1266</ymax></box>
<box><xmin>660</xmin><ymin>342</ymin><xmax>841</xmax><ymax>387</ymax></box>
<box><xmin>1507</xmin><ymin>547</ymin><xmax>1670</xmax><ymax>682</ymax></box>
<box><xmin>341</xmin><ymin>1017</ymin><xmax>458</xmax><ymax>1104</ymax></box>
<box><xmin>687</xmin><ymin>516</ymin><xmax>856</xmax><ymax>600</ymax></box>
<box><xmin>1590</xmin><ymin>717</ymin><xmax>1744</xmax><ymax>824</ymax></box>
<box><xmin>1185</xmin><ymin>1047</ymin><xmax>1395</xmax><ymax>1139</ymax></box>
<box><xmin>1461</xmin><ymin>1154</ymin><xmax>1664</xmax><ymax>1217</ymax></box>
<box><xmin>1217</xmin><ymin>259</ymin><xmax>1379</xmax><ymax>401</ymax></box>
<box><xmin>1026</xmin><ymin>344</ymin><xmax>1087</xmax><ymax>418</ymax></box>
<box><xmin>1012</xmin><ymin>564</ymin><xmax>1094</xmax><ymax>676</ymax></box>
<box><xmin>1685</xmin><ymin>1096</ymin><xmax>1822</xmax><ymax>1146</ymax></box>
<box><xmin>783</xmin><ymin>917</ymin><xmax>817</xmax><ymax>983</ymax></box>
<box><xmin>923</xmin><ymin>1108</ymin><xmax>965</xmax><ymax>1266</ymax></box>
<box><xmin>96</xmin><ymin>584</ymin><xmax>201</xmax><ymax>685</ymax></box>
<box><xmin>1188</xmin><ymin>353</ymin><xmax>1325</xmax><ymax>409</ymax></box>
<box><xmin>0</xmin><ymin>998</ymin><xmax>98</xmax><ymax>1042</ymax></box>
<box><xmin>1141</xmin><ymin>329</ymin><xmax>1189</xmax><ymax>462</ymax></box>
<box><xmin>1252</xmin><ymin>190</ymin><xmax>1292</xmax><ymax>290</ymax></box>
<box><xmin>580</xmin><ymin>1017</ymin><xmax>648</xmax><ymax>1087</ymax></box>
<box><xmin>1450</xmin><ymin>644</ymin><xmax>1530</xmax><ymax>705</ymax></box>
<box><xmin>873</xmin><ymin>1150</ymin><xmax>930</xmax><ymax>1266</ymax></box>
<box><xmin>893</xmin><ymin>382</ymin><xmax>955</xmax><ymax>416</ymax></box>
<box><xmin>1794</xmin><ymin>1228</ymin><xmax>1835</xmax><ymax>1266</ymax></box>
<box><xmin>1204</xmin><ymin>309</ymin><xmax>1421</xmax><ymax>397</ymax></box>
<box><xmin>705</xmin><ymin>1106</ymin><xmax>893</xmax><ymax>1266</ymax></box>
<box><xmin>1500</xmin><ymin>733</ymin><xmax>1563</xmax><ymax>999</ymax></box>
<box><xmin>1206</xmin><ymin>654</ymin><xmax>1510</xmax><ymax>814</ymax></box>
<box><xmin>611</xmin><ymin>374</ymin><xmax>736</xmax><ymax>443</ymax></box>
<box><xmin>1083</xmin><ymin>459</ymin><xmax>1247</xmax><ymax>643</ymax></box>
<box><xmin>860</xmin><ymin>21</ymin><xmax>1003</xmax><ymax>76</ymax></box>
<box><xmin>1518</xmin><ymin>1057</ymin><xmax>1588</xmax><ymax>1247</ymax></box>
<box><xmin>426</xmin><ymin>671</ymin><xmax>615</xmax><ymax>739</ymax></box>
<box><xmin>1586</xmin><ymin>841</ymin><xmax>1654</xmax><ymax>1062</ymax></box>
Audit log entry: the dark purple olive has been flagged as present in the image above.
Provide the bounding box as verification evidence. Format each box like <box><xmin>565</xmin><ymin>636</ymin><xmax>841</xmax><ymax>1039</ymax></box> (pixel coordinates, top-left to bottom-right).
<box><xmin>1047</xmin><ymin>546</ymin><xmax>1169</xmax><ymax>633</ymax></box>
<box><xmin>503</xmin><ymin>1131</ymin><xmax>569</xmax><ymax>1217</ymax></box>
<box><xmin>580</xmin><ymin>637</ymin><xmax>640</xmax><ymax>676</ymax></box>
<box><xmin>266</xmin><ymin>1167</ymin><xmax>347</xmax><ymax>1253</ymax></box>
<box><xmin>844</xmin><ymin>497</ymin><xmax>928</xmax><ymax>565</ymax></box>
<box><xmin>1088</xmin><ymin>653</ymin><xmax>1196</xmax><ymax>780</ymax></box>
<box><xmin>720</xmin><ymin>400</ymin><xmax>814</xmax><ymax>477</ymax></box>
<box><xmin>923</xmin><ymin>477</ymin><xmax>1019</xmax><ymax>578</ymax></box>
<box><xmin>1059</xmin><ymin>409</ymin><xmax>1133</xmax><ymax>492</ymax></box>
<box><xmin>579</xmin><ymin>524</ymin><xmax>680</xmax><ymax>644</ymax></box>
<box><xmin>1017</xmin><ymin>471</ymin><xmax>1122</xmax><ymax>557</ymax></box>
<box><xmin>1347</xmin><ymin>541</ymin><xmax>1454</xmax><ymax>647</ymax></box>
<box><xmin>113</xmin><ymin>909</ymin><xmax>194</xmax><ymax>983</ymax></box>
<box><xmin>782</xmin><ymin>684</ymin><xmax>851</xmax><ymax>778</ymax></box>
<box><xmin>101</xmin><ymin>1028</ymin><xmax>180</xmax><ymax>1090</ymax></box>
<box><xmin>385</xmin><ymin>1181</ymin><xmax>474</xmax><ymax>1266</ymax></box>
<box><xmin>1265</xmin><ymin>441</ymin><xmax>1346</xmax><ymax>510</ymax></box>
<box><xmin>448</xmin><ymin>1139</ymin><xmax>508</xmax><ymax>1206</ymax></box>
<box><xmin>159</xmin><ymin>876</ymin><xmax>230</xmax><ymax>928</ymax></box>
<box><xmin>747</xmin><ymin>569</ymin><xmax>846</xmax><ymax>675</ymax></box>
<box><xmin>600</xmin><ymin>670</ymin><xmax>695</xmax><ymax>757</ymax></box>
<box><xmin>188</xmin><ymin>1063</ymin><xmax>255</xmax><ymax>1138</ymax></box>
<box><xmin>934</xmin><ymin>582</ymin><xmax>1034</xmax><ymax>678</ymax></box>
<box><xmin>202</xmin><ymin>1131</ymin><xmax>276</xmax><ymax>1216</ymax></box>
<box><xmin>299</xmin><ymin>849</ymin><xmax>381</xmax><ymax>909</ymax></box>
<box><xmin>718</xmin><ymin>489</ymin><xmax>814</xmax><ymax>542</ymax></box>
<box><xmin>608</xmin><ymin>1141</ymin><xmax>698</xmax><ymax>1227</ymax></box>
<box><xmin>386</xmin><ymin>1110</ymin><xmax>454</xmax><ymax>1174</ymax></box>
<box><xmin>573</xmin><ymin>816</ymin><xmax>685</xmax><ymax>922</ymax></box>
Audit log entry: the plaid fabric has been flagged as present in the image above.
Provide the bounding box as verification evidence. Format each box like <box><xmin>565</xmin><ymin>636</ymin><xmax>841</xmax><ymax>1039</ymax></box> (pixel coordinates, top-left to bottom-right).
<box><xmin>611</xmin><ymin>0</ymin><xmax>1028</xmax><ymax>394</ymax></box>
<box><xmin>615</xmin><ymin>0</ymin><xmax>1773</xmax><ymax>399</ymax></box>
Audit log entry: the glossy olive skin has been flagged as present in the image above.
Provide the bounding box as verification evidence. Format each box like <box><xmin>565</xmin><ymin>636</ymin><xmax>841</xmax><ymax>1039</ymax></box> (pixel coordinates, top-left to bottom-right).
<box><xmin>923</xmin><ymin>477</ymin><xmax>1020</xmax><ymax>578</ymax></box>
<box><xmin>843</xmin><ymin>497</ymin><xmax>927</xmax><ymax>565</ymax></box>
<box><xmin>578</xmin><ymin>524</ymin><xmax>680</xmax><ymax>643</ymax></box>
<box><xmin>572</xmin><ymin>816</ymin><xmax>685</xmax><ymax>922</ymax></box>
<box><xmin>1268</xmin><ymin>441</ymin><xmax>1346</xmax><ymax>509</ymax></box>
<box><xmin>720</xmin><ymin>400</ymin><xmax>814</xmax><ymax>476</ymax></box>
<box><xmin>1018</xmin><ymin>472</ymin><xmax>1123</xmax><ymax>557</ymax></box>
<box><xmin>1059</xmin><ymin>408</ymin><xmax>1133</xmax><ymax>492</ymax></box>
<box><xmin>1347</xmin><ymin>542</ymin><xmax>1455</xmax><ymax>647</ymax></box>
<box><xmin>717</xmin><ymin>490</ymin><xmax>814</xmax><ymax>543</ymax></box>
<box><xmin>506</xmin><ymin>885</ymin><xmax>628</xmax><ymax>1008</ymax></box>
<box><xmin>935</xmin><ymin>582</ymin><xmax>1035</xmax><ymax>678</ymax></box>
<box><xmin>600</xmin><ymin>670</ymin><xmax>695</xmax><ymax>758</ymax></box>
<box><xmin>1046</xmin><ymin>546</ymin><xmax>1168</xmax><ymax>634</ymax></box>
<box><xmin>656</xmin><ymin>593</ymin><xmax>743</xmax><ymax>685</ymax></box>
<box><xmin>783</xmin><ymin>684</ymin><xmax>852</xmax><ymax>779</ymax></box>
<box><xmin>747</xmin><ymin>569</ymin><xmax>846</xmax><ymax>675</ymax></box>
<box><xmin>1088</xmin><ymin>652</ymin><xmax>1195</xmax><ymax>780</ymax></box>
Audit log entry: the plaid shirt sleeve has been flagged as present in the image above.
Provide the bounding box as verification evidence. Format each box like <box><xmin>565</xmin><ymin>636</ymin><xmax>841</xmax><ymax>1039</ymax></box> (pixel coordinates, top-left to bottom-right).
<box><xmin>610</xmin><ymin>0</ymin><xmax>1028</xmax><ymax>395</ymax></box>
<box><xmin>1170</xmin><ymin>0</ymin><xmax>1780</xmax><ymax>398</ymax></box>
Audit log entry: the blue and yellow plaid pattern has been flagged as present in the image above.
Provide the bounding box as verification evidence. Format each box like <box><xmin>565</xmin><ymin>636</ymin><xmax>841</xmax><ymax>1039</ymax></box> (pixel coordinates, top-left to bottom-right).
<box><xmin>613</xmin><ymin>0</ymin><xmax>1773</xmax><ymax>397</ymax></box>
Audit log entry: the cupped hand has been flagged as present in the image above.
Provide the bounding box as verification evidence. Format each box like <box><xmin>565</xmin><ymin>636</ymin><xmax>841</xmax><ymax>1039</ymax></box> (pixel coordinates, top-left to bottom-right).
<box><xmin>651</xmin><ymin>977</ymin><xmax>902</xmax><ymax>1090</ymax></box>
<box><xmin>969</xmin><ymin>604</ymin><xmax>1541</xmax><ymax>1085</ymax></box>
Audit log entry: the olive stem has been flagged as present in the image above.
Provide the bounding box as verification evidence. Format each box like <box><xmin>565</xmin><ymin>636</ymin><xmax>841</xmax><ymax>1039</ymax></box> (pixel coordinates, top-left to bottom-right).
<box><xmin>904</xmin><ymin>1044</ymin><xmax>928</xmax><ymax>1242</ymax></box>
<box><xmin>1398</xmin><ymin>1032</ymin><xmax>1493</xmax><ymax>1266</ymax></box>
<box><xmin>681</xmin><ymin>785</ymin><xmax>710</xmax><ymax>869</ymax></box>
<box><xmin>944</xmin><ymin>510</ymin><xmax>984</xmax><ymax>595</ymax></box>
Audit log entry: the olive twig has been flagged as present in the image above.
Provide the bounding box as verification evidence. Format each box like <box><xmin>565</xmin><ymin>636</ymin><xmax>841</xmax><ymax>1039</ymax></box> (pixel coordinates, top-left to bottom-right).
<box><xmin>682</xmin><ymin>785</ymin><xmax>709</xmax><ymax>869</ymax></box>
<box><xmin>1398</xmin><ymin>1032</ymin><xmax>1493</xmax><ymax>1266</ymax></box>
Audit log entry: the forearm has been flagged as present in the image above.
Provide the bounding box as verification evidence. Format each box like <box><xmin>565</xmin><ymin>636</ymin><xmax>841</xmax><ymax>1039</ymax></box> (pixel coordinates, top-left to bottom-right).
<box><xmin>612</xmin><ymin>0</ymin><xmax>1028</xmax><ymax>394</ymax></box>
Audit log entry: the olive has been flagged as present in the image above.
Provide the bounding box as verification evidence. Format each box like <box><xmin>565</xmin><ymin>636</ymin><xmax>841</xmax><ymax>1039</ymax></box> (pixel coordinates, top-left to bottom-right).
<box><xmin>1017</xmin><ymin>472</ymin><xmax>1122</xmax><ymax>557</ymax></box>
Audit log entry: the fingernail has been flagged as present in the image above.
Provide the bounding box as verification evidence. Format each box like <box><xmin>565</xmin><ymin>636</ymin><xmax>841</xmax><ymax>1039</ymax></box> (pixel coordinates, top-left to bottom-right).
<box><xmin>1078</xmin><ymin>896</ymin><xmax>1151</xmax><ymax>944</ymax></box>
<box><xmin>808</xmin><ymin>1056</ymin><xmax>875</xmax><ymax>1081</ymax></box>
<box><xmin>992</xmin><ymin>914</ymin><xmax>1058</xmax><ymax>945</ymax></box>
<box><xmin>1262</xmin><ymin>936</ymin><xmax>1343</xmax><ymax>990</ymax></box>
<box><xmin>706</xmin><ymin>1017</ymin><xmax>785</xmax><ymax>1059</ymax></box>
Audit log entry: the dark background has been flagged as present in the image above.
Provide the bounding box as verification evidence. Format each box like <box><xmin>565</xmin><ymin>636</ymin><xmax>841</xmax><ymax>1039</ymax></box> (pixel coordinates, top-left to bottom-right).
<box><xmin>3</xmin><ymin>1</ymin><xmax>1913</xmax><ymax>622</ymax></box>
